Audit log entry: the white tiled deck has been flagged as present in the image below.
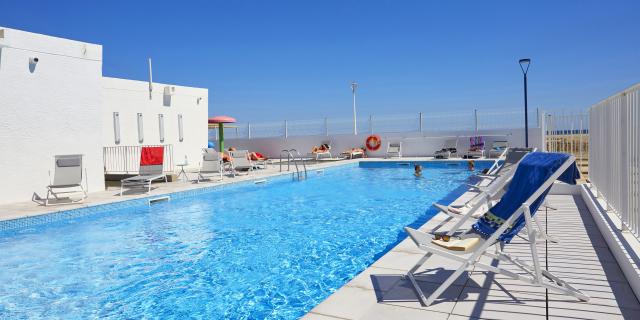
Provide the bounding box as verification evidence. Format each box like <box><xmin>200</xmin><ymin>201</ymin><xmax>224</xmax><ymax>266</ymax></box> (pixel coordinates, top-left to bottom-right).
<box><xmin>305</xmin><ymin>191</ymin><xmax>640</xmax><ymax>319</ymax></box>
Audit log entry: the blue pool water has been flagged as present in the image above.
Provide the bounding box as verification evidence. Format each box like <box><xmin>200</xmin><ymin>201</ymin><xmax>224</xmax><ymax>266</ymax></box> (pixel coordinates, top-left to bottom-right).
<box><xmin>0</xmin><ymin>161</ymin><xmax>489</xmax><ymax>319</ymax></box>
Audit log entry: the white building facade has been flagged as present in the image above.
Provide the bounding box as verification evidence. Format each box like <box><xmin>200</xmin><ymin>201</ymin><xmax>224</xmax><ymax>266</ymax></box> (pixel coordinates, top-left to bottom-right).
<box><xmin>0</xmin><ymin>27</ymin><xmax>208</xmax><ymax>205</ymax></box>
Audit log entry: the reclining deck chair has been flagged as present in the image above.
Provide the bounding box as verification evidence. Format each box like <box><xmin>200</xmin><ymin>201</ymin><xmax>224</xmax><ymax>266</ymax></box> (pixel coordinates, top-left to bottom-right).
<box><xmin>488</xmin><ymin>140</ymin><xmax>509</xmax><ymax>159</ymax></box>
<box><xmin>44</xmin><ymin>154</ymin><xmax>88</xmax><ymax>206</ymax></box>
<box><xmin>120</xmin><ymin>146</ymin><xmax>167</xmax><ymax>195</ymax></box>
<box><xmin>403</xmin><ymin>152</ymin><xmax>587</xmax><ymax>306</ymax></box>
<box><xmin>229</xmin><ymin>150</ymin><xmax>254</xmax><ymax>175</ymax></box>
<box><xmin>386</xmin><ymin>142</ymin><xmax>402</xmax><ymax>158</ymax></box>
<box><xmin>197</xmin><ymin>148</ymin><xmax>224</xmax><ymax>182</ymax></box>
<box><xmin>434</xmin><ymin>139</ymin><xmax>458</xmax><ymax>159</ymax></box>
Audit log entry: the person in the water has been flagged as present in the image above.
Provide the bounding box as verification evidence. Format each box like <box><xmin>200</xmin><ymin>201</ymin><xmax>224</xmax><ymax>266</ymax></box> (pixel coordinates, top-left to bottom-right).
<box><xmin>467</xmin><ymin>160</ymin><xmax>475</xmax><ymax>171</ymax></box>
<box><xmin>414</xmin><ymin>164</ymin><xmax>423</xmax><ymax>177</ymax></box>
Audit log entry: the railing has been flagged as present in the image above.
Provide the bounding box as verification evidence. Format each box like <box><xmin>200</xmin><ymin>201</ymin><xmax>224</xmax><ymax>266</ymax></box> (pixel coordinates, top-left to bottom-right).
<box><xmin>209</xmin><ymin>108</ymin><xmax>541</xmax><ymax>140</ymax></box>
<box><xmin>589</xmin><ymin>83</ymin><xmax>640</xmax><ymax>239</ymax></box>
<box><xmin>103</xmin><ymin>145</ymin><xmax>174</xmax><ymax>174</ymax></box>
<box><xmin>544</xmin><ymin>112</ymin><xmax>589</xmax><ymax>176</ymax></box>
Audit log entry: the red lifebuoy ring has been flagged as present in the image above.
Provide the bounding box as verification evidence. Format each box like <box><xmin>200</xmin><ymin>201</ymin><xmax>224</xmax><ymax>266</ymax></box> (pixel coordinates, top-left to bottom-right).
<box><xmin>365</xmin><ymin>135</ymin><xmax>382</xmax><ymax>151</ymax></box>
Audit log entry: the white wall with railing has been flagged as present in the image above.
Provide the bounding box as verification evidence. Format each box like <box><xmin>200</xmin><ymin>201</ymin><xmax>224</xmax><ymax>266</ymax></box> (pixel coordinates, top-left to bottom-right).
<box><xmin>213</xmin><ymin>108</ymin><xmax>541</xmax><ymax>141</ymax></box>
<box><xmin>589</xmin><ymin>83</ymin><xmax>640</xmax><ymax>238</ymax></box>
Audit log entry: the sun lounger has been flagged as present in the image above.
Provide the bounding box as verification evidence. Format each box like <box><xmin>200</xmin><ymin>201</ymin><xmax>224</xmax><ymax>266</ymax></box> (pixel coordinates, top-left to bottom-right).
<box><xmin>488</xmin><ymin>140</ymin><xmax>509</xmax><ymax>158</ymax></box>
<box><xmin>434</xmin><ymin>139</ymin><xmax>458</xmax><ymax>159</ymax></box>
<box><xmin>342</xmin><ymin>148</ymin><xmax>365</xmax><ymax>159</ymax></box>
<box><xmin>229</xmin><ymin>150</ymin><xmax>253</xmax><ymax>175</ymax></box>
<box><xmin>404</xmin><ymin>152</ymin><xmax>587</xmax><ymax>306</ymax></box>
<box><xmin>120</xmin><ymin>146</ymin><xmax>167</xmax><ymax>195</ymax></box>
<box><xmin>197</xmin><ymin>148</ymin><xmax>224</xmax><ymax>182</ymax></box>
<box><xmin>435</xmin><ymin>148</ymin><xmax>536</xmax><ymax>219</ymax></box>
<box><xmin>311</xmin><ymin>141</ymin><xmax>332</xmax><ymax>160</ymax></box>
<box><xmin>464</xmin><ymin>136</ymin><xmax>485</xmax><ymax>159</ymax></box>
<box><xmin>44</xmin><ymin>154</ymin><xmax>88</xmax><ymax>206</ymax></box>
<box><xmin>386</xmin><ymin>142</ymin><xmax>402</xmax><ymax>158</ymax></box>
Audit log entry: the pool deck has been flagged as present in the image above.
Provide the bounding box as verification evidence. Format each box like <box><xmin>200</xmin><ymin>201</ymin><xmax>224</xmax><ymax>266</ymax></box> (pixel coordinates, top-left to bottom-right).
<box><xmin>304</xmin><ymin>187</ymin><xmax>640</xmax><ymax>319</ymax></box>
<box><xmin>1</xmin><ymin>157</ymin><xmax>637</xmax><ymax>319</ymax></box>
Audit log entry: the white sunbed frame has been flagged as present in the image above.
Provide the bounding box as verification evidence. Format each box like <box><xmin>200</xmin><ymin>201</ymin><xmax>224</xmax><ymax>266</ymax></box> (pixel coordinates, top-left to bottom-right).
<box><xmin>386</xmin><ymin>142</ymin><xmax>402</xmax><ymax>158</ymax></box>
<box><xmin>197</xmin><ymin>148</ymin><xmax>225</xmax><ymax>182</ymax></box>
<box><xmin>404</xmin><ymin>155</ymin><xmax>589</xmax><ymax>307</ymax></box>
<box><xmin>434</xmin><ymin>139</ymin><xmax>458</xmax><ymax>159</ymax></box>
<box><xmin>229</xmin><ymin>150</ymin><xmax>254</xmax><ymax>175</ymax></box>
<box><xmin>44</xmin><ymin>154</ymin><xmax>88</xmax><ymax>206</ymax></box>
<box><xmin>313</xmin><ymin>140</ymin><xmax>333</xmax><ymax>160</ymax></box>
<box><xmin>120</xmin><ymin>154</ymin><xmax>167</xmax><ymax>196</ymax></box>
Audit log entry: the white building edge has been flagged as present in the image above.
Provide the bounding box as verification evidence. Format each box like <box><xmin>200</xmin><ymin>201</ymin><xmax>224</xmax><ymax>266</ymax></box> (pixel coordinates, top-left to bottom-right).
<box><xmin>0</xmin><ymin>27</ymin><xmax>208</xmax><ymax>205</ymax></box>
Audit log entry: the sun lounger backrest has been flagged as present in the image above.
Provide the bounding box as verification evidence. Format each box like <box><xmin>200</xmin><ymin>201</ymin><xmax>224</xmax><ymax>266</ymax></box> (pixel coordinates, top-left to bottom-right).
<box><xmin>139</xmin><ymin>146</ymin><xmax>164</xmax><ymax>176</ymax></box>
<box><xmin>52</xmin><ymin>154</ymin><xmax>83</xmax><ymax>186</ymax></box>
<box><xmin>201</xmin><ymin>152</ymin><xmax>222</xmax><ymax>172</ymax></box>
<box><xmin>229</xmin><ymin>150</ymin><xmax>251</xmax><ymax>167</ymax></box>
<box><xmin>472</xmin><ymin>152</ymin><xmax>579</xmax><ymax>242</ymax></box>
<box><xmin>492</xmin><ymin>147</ymin><xmax>534</xmax><ymax>176</ymax></box>
<box><xmin>491</xmin><ymin>140</ymin><xmax>508</xmax><ymax>150</ymax></box>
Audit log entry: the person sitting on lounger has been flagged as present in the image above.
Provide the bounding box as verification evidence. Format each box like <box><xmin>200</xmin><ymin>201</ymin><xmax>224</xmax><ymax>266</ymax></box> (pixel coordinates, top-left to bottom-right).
<box><xmin>249</xmin><ymin>151</ymin><xmax>267</xmax><ymax>161</ymax></box>
<box><xmin>311</xmin><ymin>143</ymin><xmax>330</xmax><ymax>154</ymax></box>
<box><xmin>223</xmin><ymin>147</ymin><xmax>235</xmax><ymax>163</ymax></box>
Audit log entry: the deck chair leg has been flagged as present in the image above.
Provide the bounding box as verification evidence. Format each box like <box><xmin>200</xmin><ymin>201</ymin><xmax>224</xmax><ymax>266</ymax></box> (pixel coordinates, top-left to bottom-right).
<box><xmin>523</xmin><ymin>206</ymin><xmax>544</xmax><ymax>283</ymax></box>
<box><xmin>533</xmin><ymin>215</ymin><xmax>558</xmax><ymax>243</ymax></box>
<box><xmin>404</xmin><ymin>252</ymin><xmax>436</xmax><ymax>306</ymax></box>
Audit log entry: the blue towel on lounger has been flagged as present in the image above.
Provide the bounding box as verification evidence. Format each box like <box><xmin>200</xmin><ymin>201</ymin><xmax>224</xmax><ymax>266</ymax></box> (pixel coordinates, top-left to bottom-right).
<box><xmin>472</xmin><ymin>152</ymin><xmax>579</xmax><ymax>243</ymax></box>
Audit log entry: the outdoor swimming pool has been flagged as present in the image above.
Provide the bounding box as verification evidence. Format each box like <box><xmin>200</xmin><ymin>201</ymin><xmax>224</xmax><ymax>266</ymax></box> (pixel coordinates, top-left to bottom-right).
<box><xmin>0</xmin><ymin>161</ymin><xmax>490</xmax><ymax>319</ymax></box>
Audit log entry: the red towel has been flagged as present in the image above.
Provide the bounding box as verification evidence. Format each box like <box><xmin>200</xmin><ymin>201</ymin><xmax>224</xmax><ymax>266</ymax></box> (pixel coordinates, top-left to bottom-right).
<box><xmin>141</xmin><ymin>147</ymin><xmax>164</xmax><ymax>165</ymax></box>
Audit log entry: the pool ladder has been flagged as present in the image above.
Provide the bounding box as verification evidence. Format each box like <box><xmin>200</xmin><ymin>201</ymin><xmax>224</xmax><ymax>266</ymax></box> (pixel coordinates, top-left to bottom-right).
<box><xmin>279</xmin><ymin>149</ymin><xmax>308</xmax><ymax>181</ymax></box>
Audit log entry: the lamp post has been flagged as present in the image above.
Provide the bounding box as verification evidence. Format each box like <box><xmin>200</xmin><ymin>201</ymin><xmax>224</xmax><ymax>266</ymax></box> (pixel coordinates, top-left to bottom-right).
<box><xmin>519</xmin><ymin>58</ymin><xmax>531</xmax><ymax>148</ymax></box>
<box><xmin>351</xmin><ymin>81</ymin><xmax>358</xmax><ymax>135</ymax></box>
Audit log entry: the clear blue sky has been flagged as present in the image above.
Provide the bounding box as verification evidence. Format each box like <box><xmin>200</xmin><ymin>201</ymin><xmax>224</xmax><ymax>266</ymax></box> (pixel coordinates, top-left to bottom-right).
<box><xmin>2</xmin><ymin>0</ymin><xmax>638</xmax><ymax>122</ymax></box>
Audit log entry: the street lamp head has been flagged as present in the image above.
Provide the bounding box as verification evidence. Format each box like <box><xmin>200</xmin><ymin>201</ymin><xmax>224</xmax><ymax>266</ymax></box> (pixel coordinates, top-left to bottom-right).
<box><xmin>519</xmin><ymin>58</ymin><xmax>531</xmax><ymax>75</ymax></box>
<box><xmin>351</xmin><ymin>81</ymin><xmax>358</xmax><ymax>92</ymax></box>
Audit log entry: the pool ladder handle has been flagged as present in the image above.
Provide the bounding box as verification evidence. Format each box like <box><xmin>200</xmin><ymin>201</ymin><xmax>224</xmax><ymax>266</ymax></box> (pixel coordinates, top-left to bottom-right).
<box><xmin>279</xmin><ymin>149</ymin><xmax>307</xmax><ymax>180</ymax></box>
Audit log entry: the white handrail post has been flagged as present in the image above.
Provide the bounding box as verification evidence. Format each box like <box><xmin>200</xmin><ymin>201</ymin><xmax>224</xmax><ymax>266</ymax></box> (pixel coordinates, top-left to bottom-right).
<box><xmin>248</xmin><ymin>123</ymin><xmax>252</xmax><ymax>139</ymax></box>
<box><xmin>284</xmin><ymin>120</ymin><xmax>288</xmax><ymax>138</ymax></box>
<box><xmin>324</xmin><ymin>117</ymin><xmax>329</xmax><ymax>136</ymax></box>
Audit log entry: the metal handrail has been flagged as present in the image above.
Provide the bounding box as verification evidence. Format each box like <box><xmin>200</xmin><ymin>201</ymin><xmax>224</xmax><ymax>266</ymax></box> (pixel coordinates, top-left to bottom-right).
<box><xmin>289</xmin><ymin>149</ymin><xmax>307</xmax><ymax>180</ymax></box>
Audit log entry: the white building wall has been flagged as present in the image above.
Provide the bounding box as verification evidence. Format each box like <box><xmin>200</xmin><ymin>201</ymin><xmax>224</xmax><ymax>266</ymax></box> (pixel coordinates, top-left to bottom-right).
<box><xmin>101</xmin><ymin>77</ymin><xmax>208</xmax><ymax>172</ymax></box>
<box><xmin>0</xmin><ymin>27</ymin><xmax>104</xmax><ymax>205</ymax></box>
<box><xmin>0</xmin><ymin>27</ymin><xmax>209</xmax><ymax>205</ymax></box>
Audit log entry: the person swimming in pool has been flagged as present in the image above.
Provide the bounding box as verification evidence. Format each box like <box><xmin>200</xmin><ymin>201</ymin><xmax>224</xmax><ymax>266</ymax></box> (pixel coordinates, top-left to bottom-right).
<box><xmin>414</xmin><ymin>164</ymin><xmax>423</xmax><ymax>177</ymax></box>
<box><xmin>467</xmin><ymin>160</ymin><xmax>475</xmax><ymax>171</ymax></box>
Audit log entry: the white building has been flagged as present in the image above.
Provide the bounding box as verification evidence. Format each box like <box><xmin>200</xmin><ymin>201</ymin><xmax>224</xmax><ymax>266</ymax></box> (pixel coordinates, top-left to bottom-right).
<box><xmin>0</xmin><ymin>27</ymin><xmax>208</xmax><ymax>205</ymax></box>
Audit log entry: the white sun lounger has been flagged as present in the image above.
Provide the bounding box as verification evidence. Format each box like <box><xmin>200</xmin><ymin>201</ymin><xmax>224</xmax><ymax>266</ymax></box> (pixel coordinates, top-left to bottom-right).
<box><xmin>386</xmin><ymin>142</ymin><xmax>402</xmax><ymax>158</ymax></box>
<box><xmin>229</xmin><ymin>150</ymin><xmax>253</xmax><ymax>175</ymax></box>
<box><xmin>434</xmin><ymin>139</ymin><xmax>458</xmax><ymax>159</ymax></box>
<box><xmin>197</xmin><ymin>148</ymin><xmax>224</xmax><ymax>182</ymax></box>
<box><xmin>312</xmin><ymin>141</ymin><xmax>332</xmax><ymax>160</ymax></box>
<box><xmin>120</xmin><ymin>147</ymin><xmax>167</xmax><ymax>195</ymax></box>
<box><xmin>44</xmin><ymin>154</ymin><xmax>88</xmax><ymax>206</ymax></box>
<box><xmin>404</xmin><ymin>153</ymin><xmax>588</xmax><ymax>307</ymax></box>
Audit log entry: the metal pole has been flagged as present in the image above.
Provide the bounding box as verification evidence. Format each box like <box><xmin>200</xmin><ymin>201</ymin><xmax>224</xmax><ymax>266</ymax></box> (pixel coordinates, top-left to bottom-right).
<box><xmin>369</xmin><ymin>115</ymin><xmax>373</xmax><ymax>134</ymax></box>
<box><xmin>474</xmin><ymin>108</ymin><xmax>478</xmax><ymax>134</ymax></box>
<box><xmin>284</xmin><ymin>120</ymin><xmax>288</xmax><ymax>138</ymax></box>
<box><xmin>248</xmin><ymin>123</ymin><xmax>252</xmax><ymax>139</ymax></box>
<box><xmin>524</xmin><ymin>73</ymin><xmax>529</xmax><ymax>147</ymax></box>
<box><xmin>351</xmin><ymin>82</ymin><xmax>358</xmax><ymax>135</ymax></box>
<box><xmin>324</xmin><ymin>117</ymin><xmax>329</xmax><ymax>136</ymax></box>
<box><xmin>218</xmin><ymin>123</ymin><xmax>225</xmax><ymax>152</ymax></box>
<box><xmin>419</xmin><ymin>112</ymin><xmax>423</xmax><ymax>133</ymax></box>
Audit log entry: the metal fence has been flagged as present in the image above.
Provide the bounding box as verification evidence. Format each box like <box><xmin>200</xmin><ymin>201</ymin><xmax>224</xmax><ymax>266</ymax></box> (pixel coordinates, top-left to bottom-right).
<box><xmin>589</xmin><ymin>83</ymin><xmax>640</xmax><ymax>239</ymax></box>
<box><xmin>103</xmin><ymin>145</ymin><xmax>174</xmax><ymax>174</ymax></box>
<box><xmin>544</xmin><ymin>112</ymin><xmax>589</xmax><ymax>175</ymax></box>
<box><xmin>211</xmin><ymin>108</ymin><xmax>541</xmax><ymax>140</ymax></box>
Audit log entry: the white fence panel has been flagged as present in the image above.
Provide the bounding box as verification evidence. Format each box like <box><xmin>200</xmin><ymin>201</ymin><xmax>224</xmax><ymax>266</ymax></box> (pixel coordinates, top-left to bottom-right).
<box><xmin>589</xmin><ymin>83</ymin><xmax>640</xmax><ymax>238</ymax></box>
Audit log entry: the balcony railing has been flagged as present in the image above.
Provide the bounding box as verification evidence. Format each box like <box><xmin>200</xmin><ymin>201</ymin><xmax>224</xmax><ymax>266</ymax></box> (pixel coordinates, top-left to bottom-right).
<box><xmin>210</xmin><ymin>108</ymin><xmax>541</xmax><ymax>140</ymax></box>
<box><xmin>589</xmin><ymin>83</ymin><xmax>640</xmax><ymax>239</ymax></box>
<box><xmin>103</xmin><ymin>145</ymin><xmax>174</xmax><ymax>174</ymax></box>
